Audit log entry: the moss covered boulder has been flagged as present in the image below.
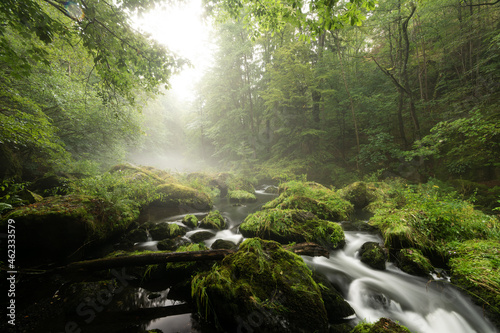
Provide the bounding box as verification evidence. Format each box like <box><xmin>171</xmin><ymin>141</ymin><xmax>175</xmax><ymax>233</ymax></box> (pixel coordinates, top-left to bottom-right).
<box><xmin>263</xmin><ymin>181</ymin><xmax>353</xmax><ymax>221</ymax></box>
<box><xmin>148</xmin><ymin>222</ymin><xmax>186</xmax><ymax>240</ymax></box>
<box><xmin>182</xmin><ymin>214</ymin><xmax>198</xmax><ymax>228</ymax></box>
<box><xmin>338</xmin><ymin>181</ymin><xmax>392</xmax><ymax>213</ymax></box>
<box><xmin>240</xmin><ymin>209</ymin><xmax>345</xmax><ymax>249</ymax></box>
<box><xmin>359</xmin><ymin>242</ymin><xmax>388</xmax><ymax>270</ymax></box>
<box><xmin>199</xmin><ymin>210</ymin><xmax>227</xmax><ymax>230</ymax></box>
<box><xmin>396</xmin><ymin>248</ymin><xmax>433</xmax><ymax>277</ymax></box>
<box><xmin>141</xmin><ymin>183</ymin><xmax>212</xmax><ymax>220</ymax></box>
<box><xmin>228</xmin><ymin>190</ymin><xmax>257</xmax><ymax>204</ymax></box>
<box><xmin>191</xmin><ymin>238</ymin><xmax>329</xmax><ymax>332</ymax></box>
<box><xmin>1</xmin><ymin>195</ymin><xmax>136</xmax><ymax>263</ymax></box>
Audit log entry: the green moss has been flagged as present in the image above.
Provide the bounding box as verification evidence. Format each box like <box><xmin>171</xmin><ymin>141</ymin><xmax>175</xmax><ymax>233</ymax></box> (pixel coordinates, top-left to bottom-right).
<box><xmin>397</xmin><ymin>248</ymin><xmax>433</xmax><ymax>276</ymax></box>
<box><xmin>446</xmin><ymin>239</ymin><xmax>500</xmax><ymax>325</ymax></box>
<box><xmin>182</xmin><ymin>214</ymin><xmax>198</xmax><ymax>228</ymax></box>
<box><xmin>369</xmin><ymin>182</ymin><xmax>500</xmax><ymax>253</ymax></box>
<box><xmin>191</xmin><ymin>238</ymin><xmax>329</xmax><ymax>332</ymax></box>
<box><xmin>1</xmin><ymin>194</ymin><xmax>136</xmax><ymax>261</ymax></box>
<box><xmin>240</xmin><ymin>209</ymin><xmax>345</xmax><ymax>249</ymax></box>
<box><xmin>154</xmin><ymin>183</ymin><xmax>212</xmax><ymax>209</ymax></box>
<box><xmin>263</xmin><ymin>181</ymin><xmax>353</xmax><ymax>221</ymax></box>
<box><xmin>199</xmin><ymin>210</ymin><xmax>227</xmax><ymax>230</ymax></box>
<box><xmin>350</xmin><ymin>318</ymin><xmax>412</xmax><ymax>333</ymax></box>
<box><xmin>228</xmin><ymin>190</ymin><xmax>257</xmax><ymax>204</ymax></box>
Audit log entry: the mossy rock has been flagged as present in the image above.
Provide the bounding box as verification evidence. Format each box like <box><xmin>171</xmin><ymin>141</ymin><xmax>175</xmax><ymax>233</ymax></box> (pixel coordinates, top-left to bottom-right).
<box><xmin>191</xmin><ymin>238</ymin><xmax>329</xmax><ymax>332</ymax></box>
<box><xmin>359</xmin><ymin>242</ymin><xmax>387</xmax><ymax>270</ymax></box>
<box><xmin>199</xmin><ymin>210</ymin><xmax>227</xmax><ymax>230</ymax></box>
<box><xmin>157</xmin><ymin>237</ymin><xmax>190</xmax><ymax>251</ymax></box>
<box><xmin>140</xmin><ymin>183</ymin><xmax>212</xmax><ymax>220</ymax></box>
<box><xmin>263</xmin><ymin>181</ymin><xmax>353</xmax><ymax>221</ymax></box>
<box><xmin>447</xmin><ymin>239</ymin><xmax>500</xmax><ymax>327</ymax></box>
<box><xmin>396</xmin><ymin>248</ymin><xmax>433</xmax><ymax>277</ymax></box>
<box><xmin>189</xmin><ymin>230</ymin><xmax>216</xmax><ymax>243</ymax></box>
<box><xmin>240</xmin><ymin>209</ymin><xmax>345</xmax><ymax>249</ymax></box>
<box><xmin>1</xmin><ymin>195</ymin><xmax>136</xmax><ymax>263</ymax></box>
<box><xmin>182</xmin><ymin>214</ymin><xmax>198</xmax><ymax>228</ymax></box>
<box><xmin>338</xmin><ymin>182</ymin><xmax>379</xmax><ymax>210</ymax></box>
<box><xmin>350</xmin><ymin>318</ymin><xmax>411</xmax><ymax>333</ymax></box>
<box><xmin>123</xmin><ymin>228</ymin><xmax>149</xmax><ymax>244</ymax></box>
<box><xmin>211</xmin><ymin>239</ymin><xmax>237</xmax><ymax>250</ymax></box>
<box><xmin>149</xmin><ymin>223</ymin><xmax>187</xmax><ymax>240</ymax></box>
<box><xmin>228</xmin><ymin>190</ymin><xmax>257</xmax><ymax>204</ymax></box>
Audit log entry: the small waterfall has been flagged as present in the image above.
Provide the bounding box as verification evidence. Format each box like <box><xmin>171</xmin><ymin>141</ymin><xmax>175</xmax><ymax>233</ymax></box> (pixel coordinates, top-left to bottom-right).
<box><xmin>302</xmin><ymin>231</ymin><xmax>499</xmax><ymax>333</ymax></box>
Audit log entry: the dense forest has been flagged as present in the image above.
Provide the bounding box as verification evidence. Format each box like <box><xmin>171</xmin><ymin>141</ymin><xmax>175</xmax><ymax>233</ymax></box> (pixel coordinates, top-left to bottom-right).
<box><xmin>1</xmin><ymin>1</ymin><xmax>500</xmax><ymax>333</ymax></box>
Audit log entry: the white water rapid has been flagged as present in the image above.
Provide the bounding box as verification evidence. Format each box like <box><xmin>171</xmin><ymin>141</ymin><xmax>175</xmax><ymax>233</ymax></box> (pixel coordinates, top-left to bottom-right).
<box><xmin>302</xmin><ymin>231</ymin><xmax>499</xmax><ymax>333</ymax></box>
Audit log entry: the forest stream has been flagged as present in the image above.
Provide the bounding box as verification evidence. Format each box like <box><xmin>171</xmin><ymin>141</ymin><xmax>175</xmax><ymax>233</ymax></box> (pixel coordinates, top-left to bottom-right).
<box><xmin>96</xmin><ymin>186</ymin><xmax>498</xmax><ymax>333</ymax></box>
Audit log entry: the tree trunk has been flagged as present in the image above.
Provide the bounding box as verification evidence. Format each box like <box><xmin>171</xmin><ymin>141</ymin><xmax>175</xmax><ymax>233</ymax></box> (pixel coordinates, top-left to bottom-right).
<box><xmin>62</xmin><ymin>243</ymin><xmax>329</xmax><ymax>272</ymax></box>
<box><xmin>334</xmin><ymin>33</ymin><xmax>360</xmax><ymax>171</ymax></box>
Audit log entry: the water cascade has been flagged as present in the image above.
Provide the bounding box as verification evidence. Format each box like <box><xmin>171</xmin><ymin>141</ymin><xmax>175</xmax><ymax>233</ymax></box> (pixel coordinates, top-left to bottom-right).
<box><xmin>143</xmin><ymin>186</ymin><xmax>498</xmax><ymax>333</ymax></box>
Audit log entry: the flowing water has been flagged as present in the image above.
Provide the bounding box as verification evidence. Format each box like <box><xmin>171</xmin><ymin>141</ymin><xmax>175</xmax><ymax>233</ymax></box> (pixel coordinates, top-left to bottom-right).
<box><xmin>140</xmin><ymin>186</ymin><xmax>498</xmax><ymax>333</ymax></box>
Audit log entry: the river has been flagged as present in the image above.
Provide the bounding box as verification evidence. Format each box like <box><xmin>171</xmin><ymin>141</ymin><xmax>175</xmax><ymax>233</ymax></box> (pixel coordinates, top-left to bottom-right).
<box><xmin>139</xmin><ymin>186</ymin><xmax>498</xmax><ymax>332</ymax></box>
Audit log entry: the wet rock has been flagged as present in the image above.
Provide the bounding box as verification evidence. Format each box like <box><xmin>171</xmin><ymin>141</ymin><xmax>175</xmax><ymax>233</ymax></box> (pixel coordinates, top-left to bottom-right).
<box><xmin>199</xmin><ymin>210</ymin><xmax>227</xmax><ymax>230</ymax></box>
<box><xmin>211</xmin><ymin>239</ymin><xmax>237</xmax><ymax>250</ymax></box>
<box><xmin>189</xmin><ymin>231</ymin><xmax>216</xmax><ymax>243</ymax></box>
<box><xmin>312</xmin><ymin>272</ymin><xmax>355</xmax><ymax>324</ymax></box>
<box><xmin>359</xmin><ymin>242</ymin><xmax>387</xmax><ymax>270</ymax></box>
<box><xmin>191</xmin><ymin>238</ymin><xmax>329</xmax><ymax>333</ymax></box>
<box><xmin>157</xmin><ymin>237</ymin><xmax>190</xmax><ymax>251</ymax></box>
<box><xmin>124</xmin><ymin>228</ymin><xmax>149</xmax><ymax>243</ymax></box>
<box><xmin>182</xmin><ymin>214</ymin><xmax>198</xmax><ymax>228</ymax></box>
<box><xmin>397</xmin><ymin>248</ymin><xmax>433</xmax><ymax>277</ymax></box>
<box><xmin>149</xmin><ymin>223</ymin><xmax>186</xmax><ymax>240</ymax></box>
<box><xmin>148</xmin><ymin>292</ymin><xmax>162</xmax><ymax>300</ymax></box>
<box><xmin>240</xmin><ymin>209</ymin><xmax>345</xmax><ymax>249</ymax></box>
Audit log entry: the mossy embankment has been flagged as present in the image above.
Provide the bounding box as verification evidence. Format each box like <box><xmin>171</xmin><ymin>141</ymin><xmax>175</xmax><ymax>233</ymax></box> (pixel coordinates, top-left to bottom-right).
<box><xmin>365</xmin><ymin>180</ymin><xmax>500</xmax><ymax>325</ymax></box>
<box><xmin>0</xmin><ymin>164</ymin><xmax>214</xmax><ymax>263</ymax></box>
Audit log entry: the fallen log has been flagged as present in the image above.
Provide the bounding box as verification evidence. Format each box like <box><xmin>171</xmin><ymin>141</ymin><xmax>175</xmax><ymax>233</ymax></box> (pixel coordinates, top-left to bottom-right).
<box><xmin>61</xmin><ymin>243</ymin><xmax>329</xmax><ymax>272</ymax></box>
<box><xmin>65</xmin><ymin>249</ymin><xmax>236</xmax><ymax>272</ymax></box>
<box><xmin>285</xmin><ymin>242</ymin><xmax>330</xmax><ymax>258</ymax></box>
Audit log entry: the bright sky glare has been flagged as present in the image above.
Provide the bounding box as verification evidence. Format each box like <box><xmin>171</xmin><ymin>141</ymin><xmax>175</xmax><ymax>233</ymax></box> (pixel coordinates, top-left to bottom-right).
<box><xmin>134</xmin><ymin>0</ymin><xmax>213</xmax><ymax>101</ymax></box>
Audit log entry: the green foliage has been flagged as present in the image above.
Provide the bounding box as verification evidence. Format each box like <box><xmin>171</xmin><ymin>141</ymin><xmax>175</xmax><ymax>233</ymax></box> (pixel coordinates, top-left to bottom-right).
<box><xmin>446</xmin><ymin>240</ymin><xmax>500</xmax><ymax>324</ymax></box>
<box><xmin>408</xmin><ymin>109</ymin><xmax>500</xmax><ymax>178</ymax></box>
<box><xmin>370</xmin><ymin>181</ymin><xmax>500</xmax><ymax>255</ymax></box>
